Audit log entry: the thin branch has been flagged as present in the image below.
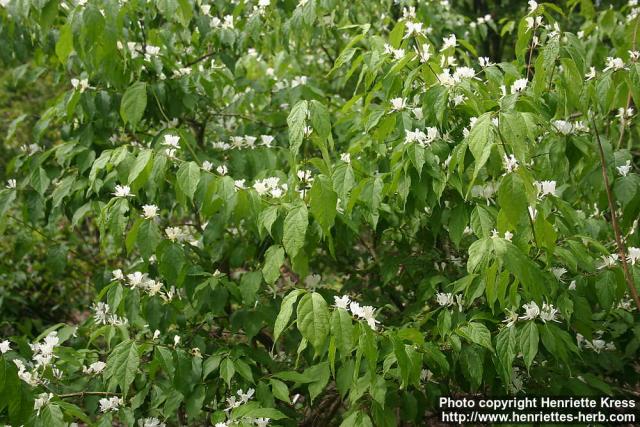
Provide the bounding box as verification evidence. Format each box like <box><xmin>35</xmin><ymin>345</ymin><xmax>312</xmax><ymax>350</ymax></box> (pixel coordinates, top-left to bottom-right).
<box><xmin>185</xmin><ymin>51</ymin><xmax>216</xmax><ymax>68</ymax></box>
<box><xmin>591</xmin><ymin>114</ymin><xmax>640</xmax><ymax>311</ymax></box>
<box><xmin>58</xmin><ymin>391</ymin><xmax>120</xmax><ymax>398</ymax></box>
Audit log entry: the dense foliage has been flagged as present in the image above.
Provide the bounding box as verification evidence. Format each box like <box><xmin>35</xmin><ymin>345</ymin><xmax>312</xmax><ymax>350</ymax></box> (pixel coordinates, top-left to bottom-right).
<box><xmin>1</xmin><ymin>0</ymin><xmax>640</xmax><ymax>425</ymax></box>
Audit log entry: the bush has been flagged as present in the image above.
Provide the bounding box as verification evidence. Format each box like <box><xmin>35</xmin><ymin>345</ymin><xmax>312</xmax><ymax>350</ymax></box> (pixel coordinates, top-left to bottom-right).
<box><xmin>1</xmin><ymin>0</ymin><xmax>639</xmax><ymax>425</ymax></box>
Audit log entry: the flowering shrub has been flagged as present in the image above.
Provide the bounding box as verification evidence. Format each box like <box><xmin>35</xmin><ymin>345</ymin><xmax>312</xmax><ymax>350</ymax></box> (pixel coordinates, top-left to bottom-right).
<box><xmin>1</xmin><ymin>0</ymin><xmax>640</xmax><ymax>425</ymax></box>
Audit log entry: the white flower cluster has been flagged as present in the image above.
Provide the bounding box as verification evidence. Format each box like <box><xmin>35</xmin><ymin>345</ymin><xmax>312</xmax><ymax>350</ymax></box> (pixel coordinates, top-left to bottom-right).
<box><xmin>383</xmin><ymin>44</ymin><xmax>406</xmax><ymax>61</ymax></box>
<box><xmin>99</xmin><ymin>396</ymin><xmax>124</xmax><ymax>413</ymax></box>
<box><xmin>491</xmin><ymin>229</ymin><xmax>513</xmax><ymax>241</ymax></box>
<box><xmin>628</xmin><ymin>247</ymin><xmax>640</xmax><ymax>265</ymax></box>
<box><xmin>438</xmin><ymin>66</ymin><xmax>477</xmax><ymax>87</ymax></box>
<box><xmin>597</xmin><ymin>254</ymin><xmax>618</xmax><ymax>270</ymax></box>
<box><xmin>30</xmin><ymin>331</ymin><xmax>60</xmax><ymax>368</ymax></box>
<box><xmin>210</xmin><ymin>15</ymin><xmax>234</xmax><ymax>30</ymax></box>
<box><xmin>334</xmin><ymin>295</ymin><xmax>380</xmax><ymax>330</ymax></box>
<box><xmin>404</xmin><ymin>127</ymin><xmax>439</xmax><ymax>147</ymax></box>
<box><xmin>0</xmin><ymin>339</ymin><xmax>10</xmax><ymax>353</ymax></box>
<box><xmin>215</xmin><ymin>387</ymin><xmax>270</xmax><ymax>426</ymax></box>
<box><xmin>71</xmin><ymin>78</ymin><xmax>91</xmax><ymax>93</ymax></box>
<box><xmin>551</xmin><ymin>119</ymin><xmax>588</xmax><ymax>135</ymax></box>
<box><xmin>253</xmin><ymin>177</ymin><xmax>288</xmax><ymax>198</ymax></box>
<box><xmin>123</xmin><ymin>271</ymin><xmax>167</xmax><ymax>297</ymax></box>
<box><xmin>139</xmin><ymin>418</ymin><xmax>166</xmax><ymax>427</ymax></box>
<box><xmin>503</xmin><ymin>154</ymin><xmax>519</xmax><ymax>173</ymax></box>
<box><xmin>92</xmin><ymin>302</ymin><xmax>128</xmax><ymax>326</ymax></box>
<box><xmin>503</xmin><ymin>301</ymin><xmax>560</xmax><ymax>327</ymax></box>
<box><xmin>576</xmin><ymin>332</ymin><xmax>615</xmax><ymax>353</ymax></box>
<box><xmin>212</xmin><ymin>135</ymin><xmax>275</xmax><ymax>151</ymax></box>
<box><xmin>83</xmin><ymin>361</ymin><xmax>107</xmax><ymax>375</ymax></box>
<box><xmin>162</xmin><ymin>134</ymin><xmax>181</xmax><ymax>159</ymax></box>
<box><xmin>34</xmin><ymin>392</ymin><xmax>53</xmax><ymax>415</ymax></box>
<box><xmin>471</xmin><ymin>182</ymin><xmax>497</xmax><ymax>204</ymax></box>
<box><xmin>141</xmin><ymin>204</ymin><xmax>159</xmax><ymax>219</ymax></box>
<box><xmin>534</xmin><ymin>180</ymin><xmax>557</xmax><ymax>199</ymax></box>
<box><xmin>117</xmin><ymin>42</ymin><xmax>161</xmax><ymax>61</ymax></box>
<box><xmin>113</xmin><ymin>184</ymin><xmax>134</xmax><ymax>198</ymax></box>
<box><xmin>11</xmin><ymin>331</ymin><xmax>63</xmax><ymax>386</ymax></box>
<box><xmin>435</xmin><ymin>292</ymin><xmax>464</xmax><ymax>311</ymax></box>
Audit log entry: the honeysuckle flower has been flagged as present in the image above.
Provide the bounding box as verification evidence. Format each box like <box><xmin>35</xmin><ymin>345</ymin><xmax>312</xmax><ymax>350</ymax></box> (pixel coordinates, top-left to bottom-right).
<box><xmin>6</xmin><ymin>179</ymin><xmax>17</xmax><ymax>189</ymax></box>
<box><xmin>112</xmin><ymin>269</ymin><xmax>124</xmax><ymax>281</ymax></box>
<box><xmin>573</xmin><ymin>121</ymin><xmax>589</xmax><ymax>132</ymax></box>
<box><xmin>83</xmin><ymin>361</ymin><xmax>107</xmax><ymax>375</ymax></box>
<box><xmin>534</xmin><ymin>180</ymin><xmax>557</xmax><ymax>199</ymax></box>
<box><xmin>616</xmin><ymin>160</ymin><xmax>631</xmax><ymax>176</ymax></box>
<box><xmin>603</xmin><ymin>57</ymin><xmax>625</xmax><ymax>72</ymax></box>
<box><xmin>404</xmin><ymin>21</ymin><xmax>424</xmax><ymax>38</ymax></box>
<box><xmin>628</xmin><ymin>247</ymin><xmax>640</xmax><ymax>265</ymax></box>
<box><xmin>216</xmin><ymin>165</ymin><xmax>228</xmax><ymax>175</ymax></box>
<box><xmin>436</xmin><ymin>292</ymin><xmax>455</xmax><ymax>307</ymax></box>
<box><xmin>34</xmin><ymin>393</ymin><xmax>53</xmax><ymax>415</ymax></box>
<box><xmin>503</xmin><ymin>154</ymin><xmax>519</xmax><ymax>173</ymax></box>
<box><xmin>202</xmin><ymin>160</ymin><xmax>213</xmax><ymax>171</ymax></box>
<box><xmin>391</xmin><ymin>48</ymin><xmax>405</xmax><ymax>60</ymax></box>
<box><xmin>254</xmin><ymin>417</ymin><xmax>270</xmax><ymax>427</ymax></box>
<box><xmin>340</xmin><ymin>152</ymin><xmax>351</xmax><ymax>163</ymax></box>
<box><xmin>528</xmin><ymin>0</ymin><xmax>538</xmax><ymax>13</ymax></box>
<box><xmin>389</xmin><ymin>97</ymin><xmax>406</xmax><ymax>111</ymax></box>
<box><xmin>416</xmin><ymin>44</ymin><xmax>431</xmax><ymax>62</ymax></box>
<box><xmin>173</xmin><ymin>335</ymin><xmax>181</xmax><ymax>346</ymax></box>
<box><xmin>502</xmin><ymin>309</ymin><xmax>519</xmax><ymax>328</ymax></box>
<box><xmin>598</xmin><ymin>254</ymin><xmax>618</xmax><ymax>269</ymax></box>
<box><xmin>71</xmin><ymin>78</ymin><xmax>90</xmax><ymax>93</ymax></box>
<box><xmin>478</xmin><ymin>56</ymin><xmax>493</xmax><ymax>68</ymax></box>
<box><xmin>617</xmin><ymin>107</ymin><xmax>634</xmax><ymax>120</ymax></box>
<box><xmin>113</xmin><ymin>184</ymin><xmax>133</xmax><ymax>198</ymax></box>
<box><xmin>441</xmin><ymin>34</ymin><xmax>457</xmax><ymax>51</ymax></box>
<box><xmin>334</xmin><ymin>295</ymin><xmax>350</xmax><ymax>309</ymax></box>
<box><xmin>127</xmin><ymin>271</ymin><xmax>146</xmax><ymax>287</ymax></box>
<box><xmin>568</xmin><ymin>280</ymin><xmax>576</xmax><ymax>290</ymax></box>
<box><xmin>99</xmin><ymin>396</ymin><xmax>123</xmax><ymax>413</ymax></box>
<box><xmin>152</xmin><ymin>329</ymin><xmax>161</xmax><ymax>340</ymax></box>
<box><xmin>141</xmin><ymin>418</ymin><xmax>166</xmax><ymax>427</ymax></box>
<box><xmin>630</xmin><ymin>50</ymin><xmax>640</xmax><ymax>61</ymax></box>
<box><xmin>525</xmin><ymin>16</ymin><xmax>543</xmax><ymax>31</ymax></box>
<box><xmin>142</xmin><ymin>204</ymin><xmax>159</xmax><ymax>219</ymax></box>
<box><xmin>550</xmin><ymin>267</ymin><xmax>567</xmax><ymax>283</ymax></box>
<box><xmin>215</xmin><ymin>423</ymin><xmax>229</xmax><ymax>427</ymax></box>
<box><xmin>234</xmin><ymin>179</ymin><xmax>246</xmax><ymax>190</ymax></box>
<box><xmin>261</xmin><ymin>135</ymin><xmax>275</xmax><ymax>147</ymax></box>
<box><xmin>519</xmin><ymin>301</ymin><xmax>540</xmax><ymax>320</ymax></box>
<box><xmin>539</xmin><ymin>303</ymin><xmax>560</xmax><ymax>323</ymax></box>
<box><xmin>511</xmin><ymin>78</ymin><xmax>528</xmax><ymax>93</ymax></box>
<box><xmin>360</xmin><ymin>305</ymin><xmax>380</xmax><ymax>330</ymax></box>
<box><xmin>504</xmin><ymin>230</ymin><xmax>514</xmax><ymax>241</ymax></box>
<box><xmin>237</xmin><ymin>388</ymin><xmax>255</xmax><ymax>403</ymax></box>
<box><xmin>0</xmin><ymin>340</ymin><xmax>10</xmax><ymax>353</ymax></box>
<box><xmin>585</xmin><ymin>66</ymin><xmax>596</xmax><ymax>80</ymax></box>
<box><xmin>163</xmin><ymin>134</ymin><xmax>180</xmax><ymax>148</ymax></box>
<box><xmin>552</xmin><ymin>120</ymin><xmax>573</xmax><ymax>135</ymax></box>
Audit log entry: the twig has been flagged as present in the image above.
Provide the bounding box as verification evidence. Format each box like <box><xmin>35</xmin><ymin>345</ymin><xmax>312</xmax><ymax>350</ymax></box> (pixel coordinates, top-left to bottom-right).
<box><xmin>591</xmin><ymin>114</ymin><xmax>640</xmax><ymax>311</ymax></box>
<box><xmin>525</xmin><ymin>25</ymin><xmax>538</xmax><ymax>81</ymax></box>
<box><xmin>58</xmin><ymin>391</ymin><xmax>120</xmax><ymax>398</ymax></box>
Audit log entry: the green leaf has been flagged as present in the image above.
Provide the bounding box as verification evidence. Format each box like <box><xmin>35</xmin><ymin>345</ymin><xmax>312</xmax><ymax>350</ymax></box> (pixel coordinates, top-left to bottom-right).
<box><xmin>282</xmin><ymin>203</ymin><xmax>308</xmax><ymax>259</ymax></box>
<box><xmin>30</xmin><ymin>167</ymin><xmax>50</xmax><ymax>196</ymax></box>
<box><xmin>309</xmin><ymin>100</ymin><xmax>331</xmax><ymax>139</ymax></box>
<box><xmin>467</xmin><ymin>113</ymin><xmax>495</xmax><ymax>183</ymax></box>
<box><xmin>177</xmin><ymin>161</ymin><xmax>201</xmax><ymax>201</ymax></box>
<box><xmin>495</xmin><ymin>326</ymin><xmax>516</xmax><ymax>384</ymax></box>
<box><xmin>287</xmin><ymin>100</ymin><xmax>308</xmax><ymax>156</ymax></box>
<box><xmin>270</xmin><ymin>378</ymin><xmax>290</xmax><ymax>403</ymax></box>
<box><xmin>296</xmin><ymin>292</ymin><xmax>330</xmax><ymax>352</ymax></box>
<box><xmin>309</xmin><ymin>176</ymin><xmax>337</xmax><ymax>235</ymax></box>
<box><xmin>104</xmin><ymin>339</ymin><xmax>139</xmax><ymax>397</ymax></box>
<box><xmin>220</xmin><ymin>358</ymin><xmax>235</xmax><ymax>387</ymax></box>
<box><xmin>55</xmin><ymin>24</ymin><xmax>73</xmax><ymax>63</ymax></box>
<box><xmin>519</xmin><ymin>321</ymin><xmax>539</xmax><ymax>370</ymax></box>
<box><xmin>458</xmin><ymin>322</ymin><xmax>493</xmax><ymax>352</ymax></box>
<box><xmin>120</xmin><ymin>82</ymin><xmax>147</xmax><ymax>128</ymax></box>
<box><xmin>331</xmin><ymin>308</ymin><xmax>354</xmax><ymax>356</ymax></box>
<box><xmin>128</xmin><ymin>149</ymin><xmax>154</xmax><ymax>185</ymax></box>
<box><xmin>273</xmin><ymin>289</ymin><xmax>304</xmax><ymax>344</ymax></box>
<box><xmin>262</xmin><ymin>245</ymin><xmax>285</xmax><ymax>285</ymax></box>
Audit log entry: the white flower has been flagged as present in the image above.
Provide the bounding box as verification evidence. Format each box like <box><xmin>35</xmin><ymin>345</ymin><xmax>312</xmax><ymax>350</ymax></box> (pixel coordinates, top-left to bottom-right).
<box><xmin>216</xmin><ymin>165</ymin><xmax>228</xmax><ymax>175</ymax></box>
<box><xmin>140</xmin><ymin>418</ymin><xmax>166</xmax><ymax>427</ymax></box>
<box><xmin>234</xmin><ymin>179</ymin><xmax>246</xmax><ymax>190</ymax></box>
<box><xmin>585</xmin><ymin>66</ymin><xmax>596</xmax><ymax>80</ymax></box>
<box><xmin>254</xmin><ymin>418</ymin><xmax>270</xmax><ymax>427</ymax></box>
<box><xmin>92</xmin><ymin>302</ymin><xmax>111</xmax><ymax>325</ymax></box>
<box><xmin>360</xmin><ymin>305</ymin><xmax>379</xmax><ymax>330</ymax></box>
<box><xmin>349</xmin><ymin>301</ymin><xmax>364</xmax><ymax>317</ymax></box>
<box><xmin>441</xmin><ymin>34</ymin><xmax>457</xmax><ymax>51</ymax></box>
<box><xmin>0</xmin><ymin>340</ymin><xmax>11</xmax><ymax>353</ymax></box>
<box><xmin>552</xmin><ymin>120</ymin><xmax>573</xmax><ymax>135</ymax></box>
<box><xmin>412</xmin><ymin>107</ymin><xmax>424</xmax><ymax>120</ymax></box>
<box><xmin>404</xmin><ymin>21</ymin><xmax>424</xmax><ymax>38</ymax></box>
<box><xmin>511</xmin><ymin>78</ymin><xmax>528</xmax><ymax>93</ymax></box>
<box><xmin>215</xmin><ymin>423</ymin><xmax>229</xmax><ymax>427</ymax></box>
<box><xmin>525</xmin><ymin>16</ymin><xmax>543</xmax><ymax>31</ymax></box>
<box><xmin>6</xmin><ymin>179</ymin><xmax>17</xmax><ymax>189</ymax></box>
<box><xmin>503</xmin><ymin>154</ymin><xmax>519</xmax><ymax>173</ymax></box>
<box><xmin>630</xmin><ymin>50</ymin><xmax>640</xmax><ymax>61</ymax></box>
<box><xmin>153</xmin><ymin>330</ymin><xmax>161</xmax><ymax>340</ymax></box>
<box><xmin>162</xmin><ymin>134</ymin><xmax>181</xmax><ymax>149</ymax></box>
<box><xmin>83</xmin><ymin>361</ymin><xmax>107</xmax><ymax>375</ymax></box>
<box><xmin>260</xmin><ymin>135</ymin><xmax>275</xmax><ymax>147</ymax></box>
<box><xmin>113</xmin><ymin>184</ymin><xmax>133</xmax><ymax>198</ymax></box>
<box><xmin>142</xmin><ymin>204</ymin><xmax>159</xmax><ymax>219</ymax></box>
<box><xmin>34</xmin><ymin>393</ymin><xmax>53</xmax><ymax>415</ymax></box>
<box><xmin>478</xmin><ymin>57</ymin><xmax>493</xmax><ymax>68</ymax></box>
<box><xmin>528</xmin><ymin>0</ymin><xmax>538</xmax><ymax>13</ymax></box>
<box><xmin>504</xmin><ymin>230</ymin><xmax>513</xmax><ymax>241</ymax></box>
<box><xmin>568</xmin><ymin>280</ymin><xmax>576</xmax><ymax>290</ymax></box>
<box><xmin>604</xmin><ymin>57</ymin><xmax>625</xmax><ymax>72</ymax></box>
<box><xmin>416</xmin><ymin>44</ymin><xmax>431</xmax><ymax>63</ymax></box>
<box><xmin>200</xmin><ymin>4</ymin><xmax>211</xmax><ymax>15</ymax></box>
<box><xmin>71</xmin><ymin>78</ymin><xmax>90</xmax><ymax>92</ymax></box>
<box><xmin>0</xmin><ymin>0</ymin><xmax>10</xmax><ymax>7</ymax></box>
<box><xmin>453</xmin><ymin>66</ymin><xmax>475</xmax><ymax>81</ymax></box>
<box><xmin>519</xmin><ymin>301</ymin><xmax>540</xmax><ymax>320</ymax></box>
<box><xmin>436</xmin><ymin>292</ymin><xmax>455</xmax><ymax>307</ymax></box>
<box><xmin>551</xmin><ymin>267</ymin><xmax>567</xmax><ymax>281</ymax></box>
<box><xmin>539</xmin><ymin>303</ymin><xmax>560</xmax><ymax>323</ymax></box>
<box><xmin>340</xmin><ymin>153</ymin><xmax>351</xmax><ymax>163</ymax></box>
<box><xmin>598</xmin><ymin>254</ymin><xmax>619</xmax><ymax>269</ymax></box>
<box><xmin>99</xmin><ymin>396</ymin><xmax>123</xmax><ymax>413</ymax></box>
<box><xmin>502</xmin><ymin>309</ymin><xmax>519</xmax><ymax>328</ymax></box>
<box><xmin>112</xmin><ymin>269</ymin><xmax>124</xmax><ymax>281</ymax></box>
<box><xmin>334</xmin><ymin>295</ymin><xmax>351</xmax><ymax>309</ymax></box>
<box><xmin>237</xmin><ymin>388</ymin><xmax>255</xmax><ymax>403</ymax></box>
<box><xmin>174</xmin><ymin>335</ymin><xmax>181</xmax><ymax>346</ymax></box>
<box><xmin>202</xmin><ymin>160</ymin><xmax>213</xmax><ymax>171</ymax></box>
<box><xmin>127</xmin><ymin>271</ymin><xmax>146</xmax><ymax>287</ymax></box>
<box><xmin>628</xmin><ymin>247</ymin><xmax>640</xmax><ymax>265</ymax></box>
<box><xmin>534</xmin><ymin>180</ymin><xmax>557</xmax><ymax>199</ymax></box>
<box><xmin>390</xmin><ymin>97</ymin><xmax>407</xmax><ymax>111</ymax></box>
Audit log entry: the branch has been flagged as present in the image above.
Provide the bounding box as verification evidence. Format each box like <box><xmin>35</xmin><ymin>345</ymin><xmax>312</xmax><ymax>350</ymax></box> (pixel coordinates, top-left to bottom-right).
<box><xmin>58</xmin><ymin>391</ymin><xmax>120</xmax><ymax>398</ymax></box>
<box><xmin>185</xmin><ymin>51</ymin><xmax>217</xmax><ymax>68</ymax></box>
<box><xmin>591</xmin><ymin>115</ymin><xmax>640</xmax><ymax>311</ymax></box>
<box><xmin>616</xmin><ymin>15</ymin><xmax>640</xmax><ymax>149</ymax></box>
